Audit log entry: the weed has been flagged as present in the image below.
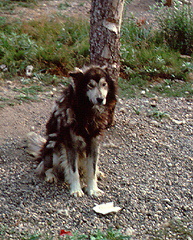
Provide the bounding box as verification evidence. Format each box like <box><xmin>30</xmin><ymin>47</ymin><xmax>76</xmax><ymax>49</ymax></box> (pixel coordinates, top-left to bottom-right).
<box><xmin>0</xmin><ymin>31</ymin><xmax>38</xmax><ymax>74</ymax></box>
<box><xmin>118</xmin><ymin>77</ymin><xmax>149</xmax><ymax>98</ymax></box>
<box><xmin>64</xmin><ymin>229</ymin><xmax>131</xmax><ymax>240</ymax></box>
<box><xmin>121</xmin><ymin>2</ymin><xmax>193</xmax><ymax>82</ymax></box>
<box><xmin>148</xmin><ymin>107</ymin><xmax>169</xmax><ymax>120</ymax></box>
<box><xmin>0</xmin><ymin>0</ymin><xmax>37</xmax><ymax>12</ymax></box>
<box><xmin>149</xmin><ymin>218</ymin><xmax>193</xmax><ymax>239</ymax></box>
<box><xmin>150</xmin><ymin>79</ymin><xmax>193</xmax><ymax>97</ymax></box>
<box><xmin>121</xmin><ymin>20</ymin><xmax>189</xmax><ymax>80</ymax></box>
<box><xmin>58</xmin><ymin>2</ymin><xmax>71</xmax><ymax>10</ymax></box>
<box><xmin>14</xmin><ymin>93</ymin><xmax>38</xmax><ymax>102</ymax></box>
<box><xmin>0</xmin><ymin>226</ymin><xmax>131</xmax><ymax>240</ymax></box>
<box><xmin>151</xmin><ymin>0</ymin><xmax>193</xmax><ymax>55</ymax></box>
<box><xmin>0</xmin><ymin>15</ymin><xmax>89</xmax><ymax>75</ymax></box>
<box><xmin>131</xmin><ymin>106</ymin><xmax>141</xmax><ymax>115</ymax></box>
<box><xmin>13</xmin><ymin>85</ymin><xmax>43</xmax><ymax>95</ymax></box>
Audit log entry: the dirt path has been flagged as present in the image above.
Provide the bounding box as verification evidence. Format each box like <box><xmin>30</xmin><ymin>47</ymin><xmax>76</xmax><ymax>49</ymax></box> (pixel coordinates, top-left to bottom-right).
<box><xmin>1</xmin><ymin>1</ymin><xmax>193</xmax><ymax>239</ymax></box>
<box><xmin>0</xmin><ymin>0</ymin><xmax>157</xmax><ymax>21</ymax></box>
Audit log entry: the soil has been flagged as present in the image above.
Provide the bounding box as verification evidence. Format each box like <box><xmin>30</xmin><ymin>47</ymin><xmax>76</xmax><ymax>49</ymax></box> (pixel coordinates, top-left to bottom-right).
<box><xmin>1</xmin><ymin>1</ymin><xmax>193</xmax><ymax>239</ymax></box>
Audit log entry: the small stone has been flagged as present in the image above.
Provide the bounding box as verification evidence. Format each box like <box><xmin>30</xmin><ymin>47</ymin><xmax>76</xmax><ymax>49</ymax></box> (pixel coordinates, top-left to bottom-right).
<box><xmin>187</xmin><ymin>72</ymin><xmax>193</xmax><ymax>81</ymax></box>
<box><xmin>119</xmin><ymin>107</ymin><xmax>127</xmax><ymax>113</ymax></box>
<box><xmin>170</xmin><ymin>118</ymin><xmax>186</xmax><ymax>125</ymax></box>
<box><xmin>30</xmin><ymin>126</ymin><xmax>35</xmax><ymax>131</ymax></box>
<box><xmin>150</xmin><ymin>101</ymin><xmax>157</xmax><ymax>107</ymax></box>
<box><xmin>125</xmin><ymin>227</ymin><xmax>135</xmax><ymax>236</ymax></box>
<box><xmin>150</xmin><ymin>120</ymin><xmax>160</xmax><ymax>127</ymax></box>
<box><xmin>57</xmin><ymin>209</ymin><xmax>69</xmax><ymax>216</ymax></box>
<box><xmin>0</xmin><ymin>64</ymin><xmax>8</xmax><ymax>71</ymax></box>
<box><xmin>162</xmin><ymin>198</ymin><xmax>171</xmax><ymax>204</ymax></box>
<box><xmin>26</xmin><ymin>65</ymin><xmax>34</xmax><ymax>77</ymax></box>
<box><xmin>181</xmin><ymin>205</ymin><xmax>189</xmax><ymax>211</ymax></box>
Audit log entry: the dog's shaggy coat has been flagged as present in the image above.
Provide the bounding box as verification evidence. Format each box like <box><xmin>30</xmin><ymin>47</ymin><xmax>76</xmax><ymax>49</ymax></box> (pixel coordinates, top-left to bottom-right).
<box><xmin>28</xmin><ymin>66</ymin><xmax>117</xmax><ymax>197</ymax></box>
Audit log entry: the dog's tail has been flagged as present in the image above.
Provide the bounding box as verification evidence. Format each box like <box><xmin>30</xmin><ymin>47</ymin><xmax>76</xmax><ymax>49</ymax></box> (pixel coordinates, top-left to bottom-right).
<box><xmin>26</xmin><ymin>132</ymin><xmax>46</xmax><ymax>158</ymax></box>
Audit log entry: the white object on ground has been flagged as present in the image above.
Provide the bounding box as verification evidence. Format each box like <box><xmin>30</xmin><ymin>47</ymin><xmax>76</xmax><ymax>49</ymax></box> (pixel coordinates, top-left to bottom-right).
<box><xmin>93</xmin><ymin>202</ymin><xmax>121</xmax><ymax>215</ymax></box>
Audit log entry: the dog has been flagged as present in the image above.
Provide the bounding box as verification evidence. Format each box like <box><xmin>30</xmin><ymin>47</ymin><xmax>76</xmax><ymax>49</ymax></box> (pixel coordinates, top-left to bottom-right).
<box><xmin>27</xmin><ymin>65</ymin><xmax>117</xmax><ymax>197</ymax></box>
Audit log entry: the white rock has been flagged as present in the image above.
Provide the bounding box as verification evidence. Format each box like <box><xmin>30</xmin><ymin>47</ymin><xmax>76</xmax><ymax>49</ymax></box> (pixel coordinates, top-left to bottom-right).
<box><xmin>26</xmin><ymin>65</ymin><xmax>34</xmax><ymax>77</ymax></box>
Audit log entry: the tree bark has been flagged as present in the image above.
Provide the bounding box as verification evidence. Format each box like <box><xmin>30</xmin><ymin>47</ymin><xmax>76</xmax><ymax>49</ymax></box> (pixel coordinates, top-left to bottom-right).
<box><xmin>164</xmin><ymin>0</ymin><xmax>172</xmax><ymax>7</ymax></box>
<box><xmin>90</xmin><ymin>0</ymin><xmax>125</xmax><ymax>83</ymax></box>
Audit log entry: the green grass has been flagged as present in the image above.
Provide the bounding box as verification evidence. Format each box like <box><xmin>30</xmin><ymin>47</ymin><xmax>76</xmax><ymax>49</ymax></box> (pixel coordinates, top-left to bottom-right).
<box><xmin>118</xmin><ymin>77</ymin><xmax>193</xmax><ymax>99</ymax></box>
<box><xmin>1</xmin><ymin>219</ymin><xmax>193</xmax><ymax>239</ymax></box>
<box><xmin>58</xmin><ymin>2</ymin><xmax>71</xmax><ymax>10</ymax></box>
<box><xmin>120</xmin><ymin>18</ymin><xmax>193</xmax><ymax>81</ymax></box>
<box><xmin>152</xmin><ymin>0</ymin><xmax>193</xmax><ymax>55</ymax></box>
<box><xmin>0</xmin><ymin>0</ymin><xmax>37</xmax><ymax>12</ymax></box>
<box><xmin>0</xmin><ymin>15</ymin><xmax>90</xmax><ymax>76</ymax></box>
<box><xmin>0</xmin><ymin>227</ymin><xmax>131</xmax><ymax>240</ymax></box>
<box><xmin>148</xmin><ymin>218</ymin><xmax>193</xmax><ymax>240</ymax></box>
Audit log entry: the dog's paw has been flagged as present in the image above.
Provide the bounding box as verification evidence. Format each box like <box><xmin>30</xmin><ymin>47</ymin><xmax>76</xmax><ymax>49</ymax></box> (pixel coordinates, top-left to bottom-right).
<box><xmin>45</xmin><ymin>169</ymin><xmax>57</xmax><ymax>183</ymax></box>
<box><xmin>45</xmin><ymin>174</ymin><xmax>57</xmax><ymax>183</ymax></box>
<box><xmin>97</xmin><ymin>170</ymin><xmax>105</xmax><ymax>180</ymax></box>
<box><xmin>85</xmin><ymin>187</ymin><xmax>104</xmax><ymax>197</ymax></box>
<box><xmin>70</xmin><ymin>189</ymin><xmax>84</xmax><ymax>197</ymax></box>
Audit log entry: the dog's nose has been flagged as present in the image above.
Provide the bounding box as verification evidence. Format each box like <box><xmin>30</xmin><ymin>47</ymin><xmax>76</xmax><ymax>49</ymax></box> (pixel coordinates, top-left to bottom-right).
<box><xmin>96</xmin><ymin>98</ymin><xmax>103</xmax><ymax>104</ymax></box>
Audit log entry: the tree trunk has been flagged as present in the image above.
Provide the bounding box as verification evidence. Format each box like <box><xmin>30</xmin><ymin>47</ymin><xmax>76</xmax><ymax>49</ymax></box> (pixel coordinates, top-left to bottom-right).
<box><xmin>90</xmin><ymin>0</ymin><xmax>125</xmax><ymax>83</ymax></box>
<box><xmin>164</xmin><ymin>0</ymin><xmax>172</xmax><ymax>7</ymax></box>
<box><xmin>90</xmin><ymin>0</ymin><xmax>125</xmax><ymax>126</ymax></box>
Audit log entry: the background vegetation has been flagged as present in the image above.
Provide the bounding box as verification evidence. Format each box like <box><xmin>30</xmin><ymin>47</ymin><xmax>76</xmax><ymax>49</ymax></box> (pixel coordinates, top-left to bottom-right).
<box><xmin>0</xmin><ymin>0</ymin><xmax>193</xmax><ymax>99</ymax></box>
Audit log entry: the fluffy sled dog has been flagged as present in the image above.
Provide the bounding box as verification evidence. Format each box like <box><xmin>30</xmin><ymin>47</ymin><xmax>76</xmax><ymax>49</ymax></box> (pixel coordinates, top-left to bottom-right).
<box><xmin>27</xmin><ymin>66</ymin><xmax>117</xmax><ymax>197</ymax></box>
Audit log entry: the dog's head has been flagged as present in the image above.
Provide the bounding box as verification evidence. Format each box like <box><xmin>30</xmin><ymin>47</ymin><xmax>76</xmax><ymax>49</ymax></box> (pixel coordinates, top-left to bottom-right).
<box><xmin>69</xmin><ymin>66</ymin><xmax>114</xmax><ymax>106</ymax></box>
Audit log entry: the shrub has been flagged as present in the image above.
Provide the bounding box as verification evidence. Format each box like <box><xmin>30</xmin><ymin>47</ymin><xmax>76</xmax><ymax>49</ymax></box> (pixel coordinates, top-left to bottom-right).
<box><xmin>0</xmin><ymin>31</ymin><xmax>38</xmax><ymax>74</ymax></box>
<box><xmin>0</xmin><ymin>16</ymin><xmax>90</xmax><ymax>75</ymax></box>
<box><xmin>120</xmin><ymin>19</ymin><xmax>187</xmax><ymax>80</ymax></box>
<box><xmin>153</xmin><ymin>0</ymin><xmax>193</xmax><ymax>55</ymax></box>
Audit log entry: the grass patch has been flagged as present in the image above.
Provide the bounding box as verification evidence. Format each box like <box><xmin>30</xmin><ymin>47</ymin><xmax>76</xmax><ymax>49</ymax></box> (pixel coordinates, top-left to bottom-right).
<box><xmin>13</xmin><ymin>85</ymin><xmax>43</xmax><ymax>95</ymax></box>
<box><xmin>0</xmin><ymin>226</ymin><xmax>131</xmax><ymax>240</ymax></box>
<box><xmin>1</xmin><ymin>219</ymin><xmax>193</xmax><ymax>239</ymax></box>
<box><xmin>151</xmin><ymin>0</ymin><xmax>193</xmax><ymax>55</ymax></box>
<box><xmin>0</xmin><ymin>0</ymin><xmax>37</xmax><ymax>12</ymax></box>
<box><xmin>118</xmin><ymin>77</ymin><xmax>193</xmax><ymax>98</ymax></box>
<box><xmin>150</xmin><ymin>79</ymin><xmax>193</xmax><ymax>97</ymax></box>
<box><xmin>118</xmin><ymin>76</ymin><xmax>149</xmax><ymax>98</ymax></box>
<box><xmin>0</xmin><ymin>15</ymin><xmax>90</xmax><ymax>76</ymax></box>
<box><xmin>149</xmin><ymin>218</ymin><xmax>193</xmax><ymax>239</ymax></box>
<box><xmin>58</xmin><ymin>2</ymin><xmax>71</xmax><ymax>10</ymax></box>
<box><xmin>147</xmin><ymin>107</ymin><xmax>169</xmax><ymax>120</ymax></box>
<box><xmin>121</xmin><ymin>17</ymin><xmax>193</xmax><ymax>81</ymax></box>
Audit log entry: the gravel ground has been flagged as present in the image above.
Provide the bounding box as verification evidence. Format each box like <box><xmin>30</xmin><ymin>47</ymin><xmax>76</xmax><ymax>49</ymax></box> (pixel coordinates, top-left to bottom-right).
<box><xmin>1</xmin><ymin>95</ymin><xmax>193</xmax><ymax>239</ymax></box>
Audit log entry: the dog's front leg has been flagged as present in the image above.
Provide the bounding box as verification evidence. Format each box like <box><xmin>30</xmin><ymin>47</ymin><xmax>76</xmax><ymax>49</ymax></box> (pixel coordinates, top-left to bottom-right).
<box><xmin>64</xmin><ymin>148</ymin><xmax>84</xmax><ymax>197</ymax></box>
<box><xmin>85</xmin><ymin>138</ymin><xmax>104</xmax><ymax>196</ymax></box>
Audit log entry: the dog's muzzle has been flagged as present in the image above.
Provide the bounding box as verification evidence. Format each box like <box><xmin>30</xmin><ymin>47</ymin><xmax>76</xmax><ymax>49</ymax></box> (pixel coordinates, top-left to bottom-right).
<box><xmin>96</xmin><ymin>97</ymin><xmax>104</xmax><ymax>105</ymax></box>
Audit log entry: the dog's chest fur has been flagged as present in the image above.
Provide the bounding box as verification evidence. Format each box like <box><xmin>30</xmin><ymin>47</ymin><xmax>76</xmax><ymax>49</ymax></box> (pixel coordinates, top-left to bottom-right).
<box><xmin>46</xmin><ymin>85</ymin><xmax>108</xmax><ymax>150</ymax></box>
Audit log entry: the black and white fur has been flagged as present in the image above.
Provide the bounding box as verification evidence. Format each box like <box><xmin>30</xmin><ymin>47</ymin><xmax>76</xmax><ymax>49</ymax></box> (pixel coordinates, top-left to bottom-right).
<box><xmin>27</xmin><ymin>66</ymin><xmax>117</xmax><ymax>197</ymax></box>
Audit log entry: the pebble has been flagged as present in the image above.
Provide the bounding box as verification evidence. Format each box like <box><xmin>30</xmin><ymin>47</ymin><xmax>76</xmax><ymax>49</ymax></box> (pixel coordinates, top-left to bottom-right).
<box><xmin>150</xmin><ymin>120</ymin><xmax>160</xmax><ymax>127</ymax></box>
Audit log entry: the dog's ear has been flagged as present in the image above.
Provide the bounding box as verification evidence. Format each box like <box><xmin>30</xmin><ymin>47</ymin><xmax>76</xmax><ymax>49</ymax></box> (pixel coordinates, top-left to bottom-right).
<box><xmin>69</xmin><ymin>68</ymin><xmax>84</xmax><ymax>80</ymax></box>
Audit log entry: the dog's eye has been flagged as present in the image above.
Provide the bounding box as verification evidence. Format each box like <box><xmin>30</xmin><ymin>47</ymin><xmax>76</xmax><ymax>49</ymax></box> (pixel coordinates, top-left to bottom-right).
<box><xmin>88</xmin><ymin>83</ymin><xmax>95</xmax><ymax>89</ymax></box>
<box><xmin>102</xmin><ymin>82</ymin><xmax>107</xmax><ymax>87</ymax></box>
